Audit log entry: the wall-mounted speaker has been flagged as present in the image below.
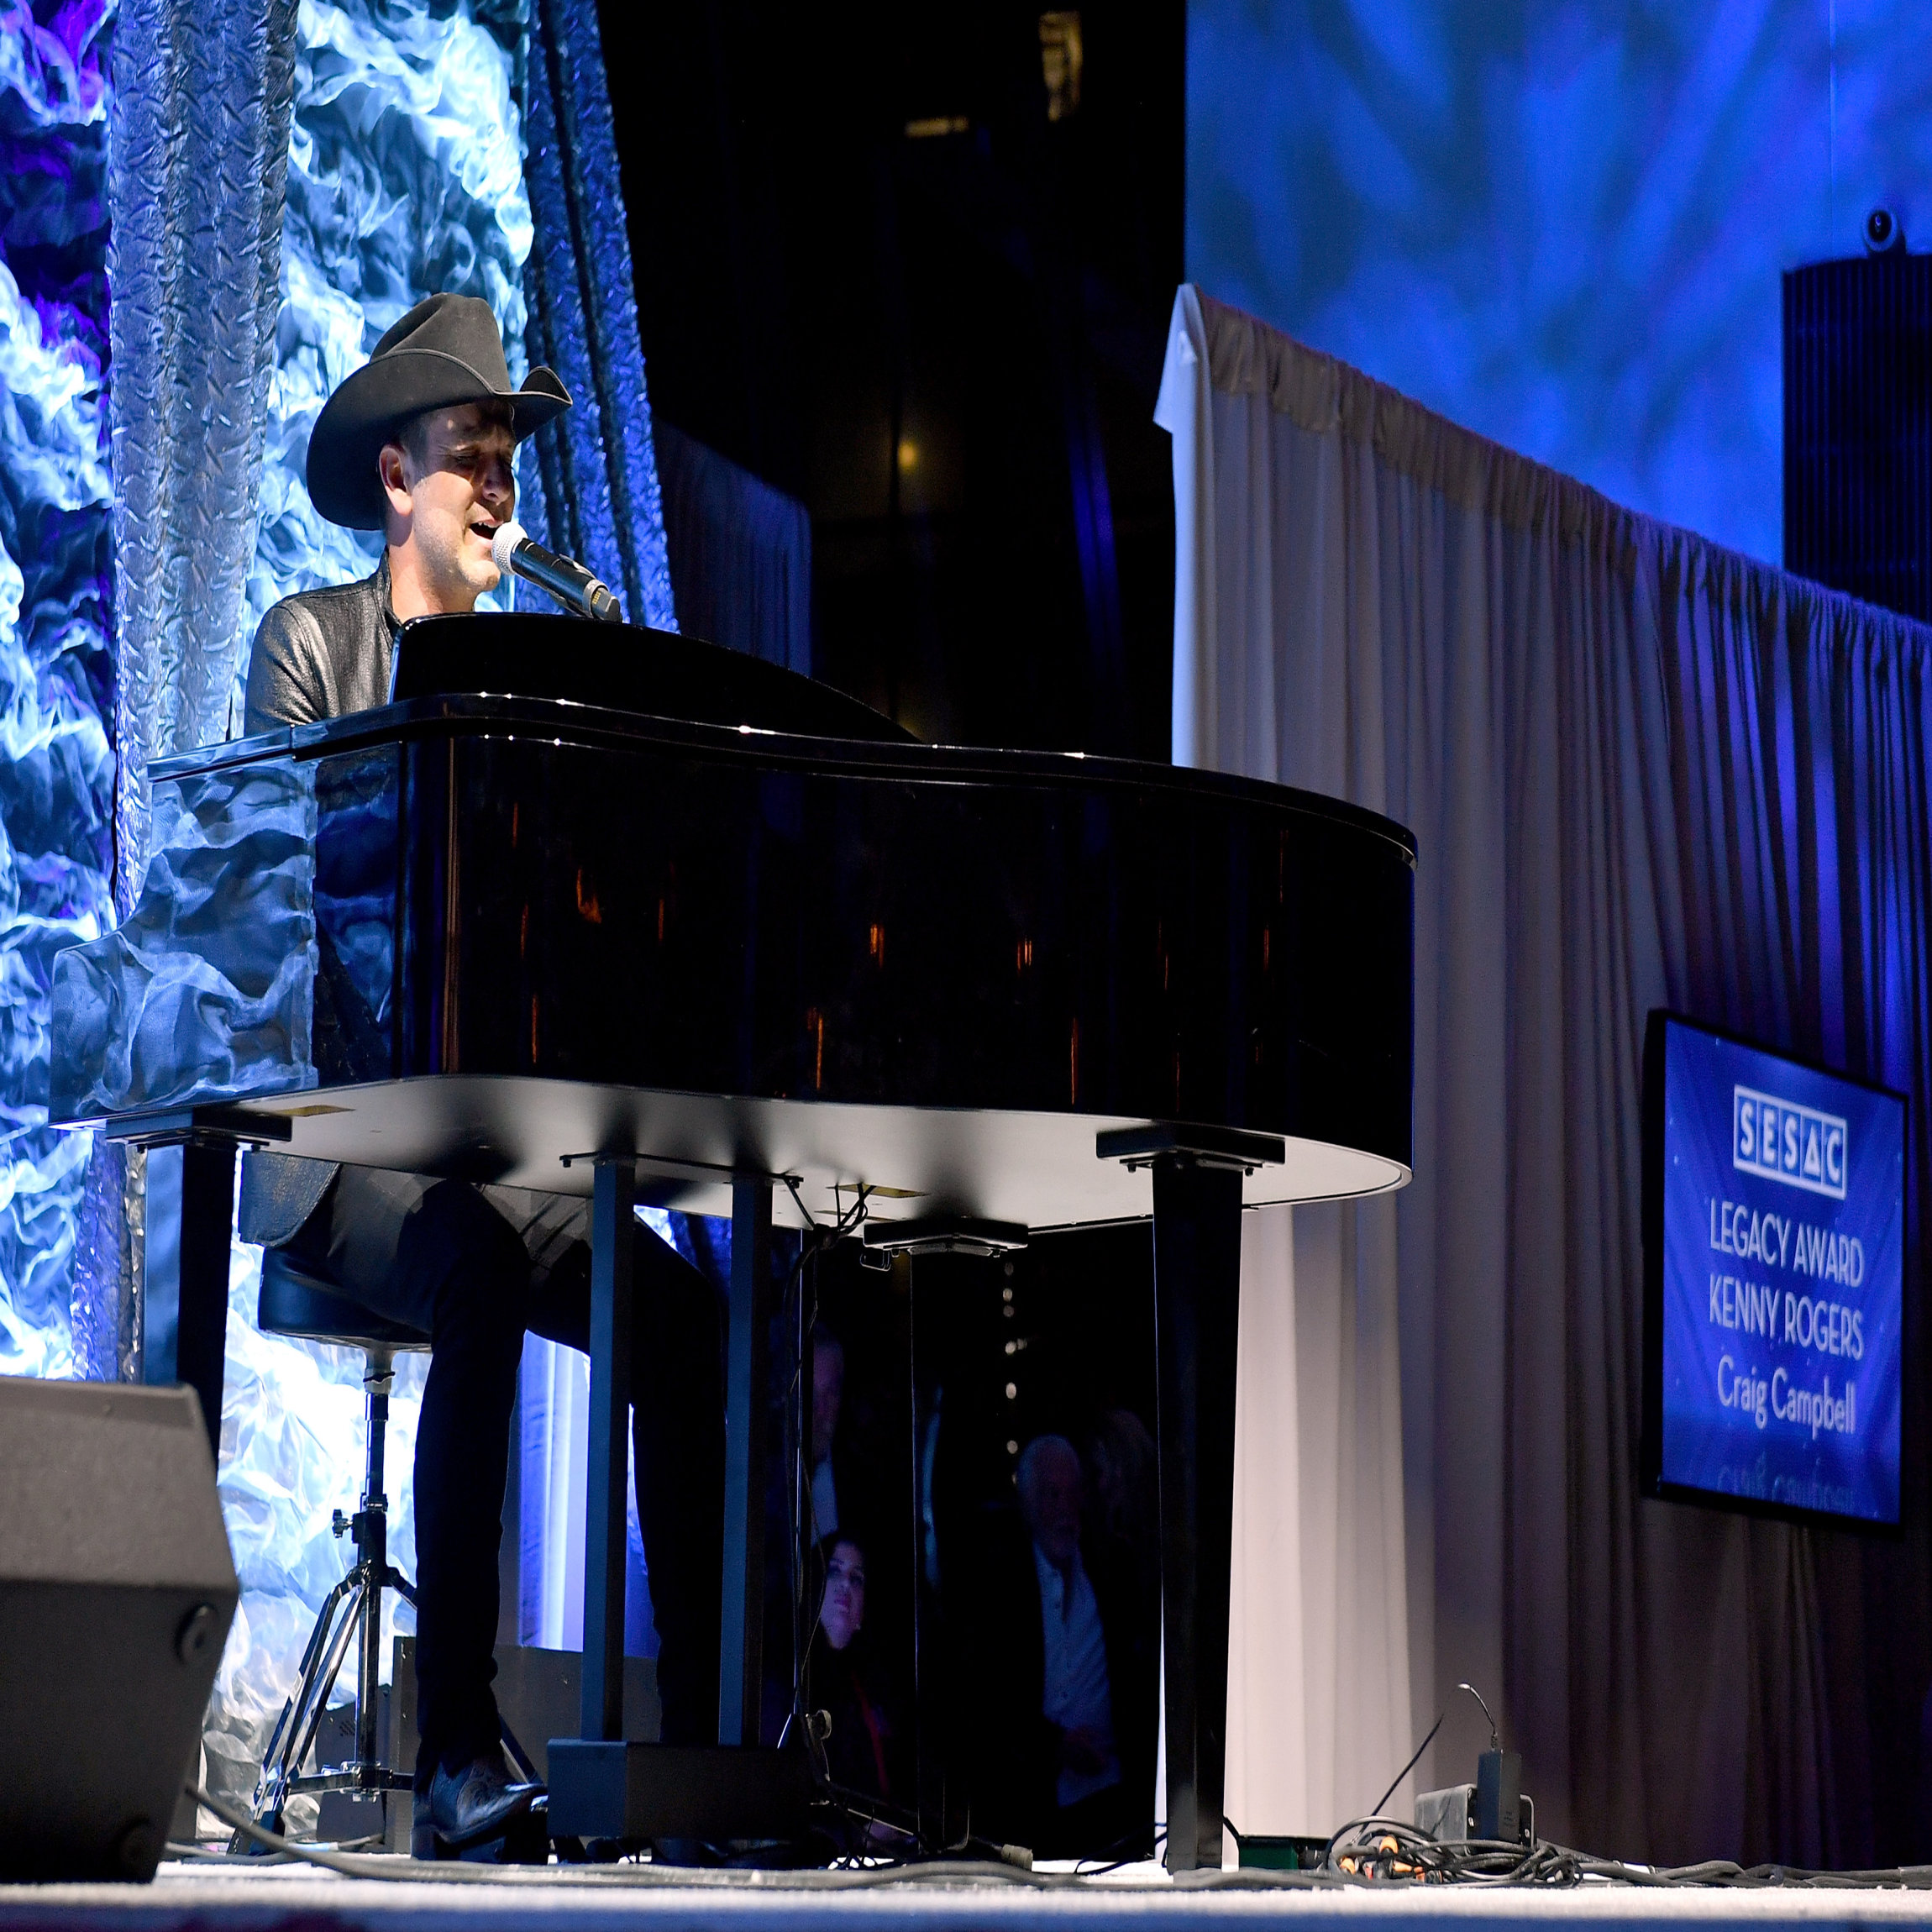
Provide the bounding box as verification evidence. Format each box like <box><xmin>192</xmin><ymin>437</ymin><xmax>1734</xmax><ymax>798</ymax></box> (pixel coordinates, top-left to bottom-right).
<box><xmin>0</xmin><ymin>1376</ymin><xmax>237</xmax><ymax>1882</ymax></box>
<box><xmin>1784</xmin><ymin>250</ymin><xmax>1932</xmax><ymax>621</ymax></box>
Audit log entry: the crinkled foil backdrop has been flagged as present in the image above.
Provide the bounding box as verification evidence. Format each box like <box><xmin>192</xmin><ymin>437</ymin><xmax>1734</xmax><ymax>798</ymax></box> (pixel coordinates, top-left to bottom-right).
<box><xmin>0</xmin><ymin>3</ymin><xmax>116</xmax><ymax>1385</ymax></box>
<box><xmin>3</xmin><ymin>0</ymin><xmax>683</xmax><ymax>1814</ymax></box>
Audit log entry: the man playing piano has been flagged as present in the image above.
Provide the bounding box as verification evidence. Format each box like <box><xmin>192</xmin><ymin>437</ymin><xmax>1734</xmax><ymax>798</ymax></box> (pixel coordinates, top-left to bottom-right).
<box><xmin>238</xmin><ymin>293</ymin><xmax>726</xmax><ymax>1857</ymax></box>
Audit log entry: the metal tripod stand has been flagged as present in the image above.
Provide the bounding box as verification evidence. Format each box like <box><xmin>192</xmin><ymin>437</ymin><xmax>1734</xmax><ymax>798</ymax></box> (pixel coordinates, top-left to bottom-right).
<box><xmin>235</xmin><ymin>1348</ymin><xmax>415</xmax><ymax>1847</ymax></box>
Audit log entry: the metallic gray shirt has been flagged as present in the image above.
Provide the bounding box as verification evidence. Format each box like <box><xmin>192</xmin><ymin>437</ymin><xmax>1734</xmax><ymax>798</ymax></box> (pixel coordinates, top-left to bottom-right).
<box><xmin>242</xmin><ymin>554</ymin><xmax>400</xmax><ymax>735</ymax></box>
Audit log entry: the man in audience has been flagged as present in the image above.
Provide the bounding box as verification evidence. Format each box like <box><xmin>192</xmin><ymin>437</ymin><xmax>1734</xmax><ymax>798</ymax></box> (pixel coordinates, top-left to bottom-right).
<box><xmin>972</xmin><ymin>1432</ymin><xmax>1154</xmax><ymax>1856</ymax></box>
<box><xmin>1021</xmin><ymin>1437</ymin><xmax>1121</xmax><ymax>1819</ymax></box>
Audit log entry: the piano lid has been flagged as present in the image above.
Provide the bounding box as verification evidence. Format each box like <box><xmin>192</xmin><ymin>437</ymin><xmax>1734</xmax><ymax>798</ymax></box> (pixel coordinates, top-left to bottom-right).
<box><xmin>391</xmin><ymin>612</ymin><xmax>916</xmax><ymax>745</ymax></box>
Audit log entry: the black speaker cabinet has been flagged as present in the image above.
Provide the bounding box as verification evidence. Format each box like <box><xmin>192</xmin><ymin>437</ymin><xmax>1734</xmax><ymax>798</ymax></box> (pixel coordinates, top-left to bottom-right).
<box><xmin>0</xmin><ymin>1376</ymin><xmax>237</xmax><ymax>1882</ymax></box>
<box><xmin>1784</xmin><ymin>251</ymin><xmax>1932</xmax><ymax>621</ymax></box>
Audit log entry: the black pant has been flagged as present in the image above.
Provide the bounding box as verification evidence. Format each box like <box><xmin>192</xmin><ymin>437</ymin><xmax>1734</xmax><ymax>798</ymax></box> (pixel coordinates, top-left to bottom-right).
<box><xmin>279</xmin><ymin>1168</ymin><xmax>725</xmax><ymax>1778</ymax></box>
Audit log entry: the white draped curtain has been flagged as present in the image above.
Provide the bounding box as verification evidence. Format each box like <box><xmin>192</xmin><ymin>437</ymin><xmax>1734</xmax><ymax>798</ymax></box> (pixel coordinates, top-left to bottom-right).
<box><xmin>1156</xmin><ymin>283</ymin><xmax>1932</xmax><ymax>1866</ymax></box>
<box><xmin>1225</xmin><ymin>1203</ymin><xmax>1410</xmax><ymax>1844</ymax></box>
<box><xmin>1158</xmin><ymin>290</ymin><xmax>1416</xmax><ymax>1847</ymax></box>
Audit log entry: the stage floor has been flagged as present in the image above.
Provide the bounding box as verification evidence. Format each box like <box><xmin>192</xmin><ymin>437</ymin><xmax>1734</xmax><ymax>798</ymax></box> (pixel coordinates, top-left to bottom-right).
<box><xmin>3</xmin><ymin>1861</ymin><xmax>1931</xmax><ymax>1932</ymax></box>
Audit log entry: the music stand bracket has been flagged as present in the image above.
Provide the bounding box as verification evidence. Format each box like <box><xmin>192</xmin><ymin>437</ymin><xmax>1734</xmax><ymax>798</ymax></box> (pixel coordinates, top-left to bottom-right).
<box><xmin>863</xmin><ymin>1214</ymin><xmax>1028</xmax><ymax>1258</ymax></box>
<box><xmin>1095</xmin><ymin>1123</ymin><xmax>1284</xmax><ymax>1176</ymax></box>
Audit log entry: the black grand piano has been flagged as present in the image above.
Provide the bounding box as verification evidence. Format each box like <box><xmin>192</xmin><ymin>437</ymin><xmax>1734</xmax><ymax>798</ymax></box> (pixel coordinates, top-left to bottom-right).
<box><xmin>51</xmin><ymin>614</ymin><xmax>1414</xmax><ymax>1871</ymax></box>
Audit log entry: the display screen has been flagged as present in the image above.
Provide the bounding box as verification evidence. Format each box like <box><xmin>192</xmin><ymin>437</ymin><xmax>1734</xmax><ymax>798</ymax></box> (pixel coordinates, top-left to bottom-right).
<box><xmin>1643</xmin><ymin>1013</ymin><xmax>1908</xmax><ymax>1528</ymax></box>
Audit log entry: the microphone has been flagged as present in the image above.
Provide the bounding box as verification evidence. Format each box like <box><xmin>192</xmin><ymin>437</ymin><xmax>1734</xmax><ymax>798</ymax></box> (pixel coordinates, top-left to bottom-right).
<box><xmin>489</xmin><ymin>520</ymin><xmax>623</xmax><ymax>623</ymax></box>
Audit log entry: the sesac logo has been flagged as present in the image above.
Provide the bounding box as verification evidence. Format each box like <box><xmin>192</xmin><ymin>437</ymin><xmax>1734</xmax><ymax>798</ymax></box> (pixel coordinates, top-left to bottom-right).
<box><xmin>1734</xmin><ymin>1087</ymin><xmax>1848</xmax><ymax>1200</ymax></box>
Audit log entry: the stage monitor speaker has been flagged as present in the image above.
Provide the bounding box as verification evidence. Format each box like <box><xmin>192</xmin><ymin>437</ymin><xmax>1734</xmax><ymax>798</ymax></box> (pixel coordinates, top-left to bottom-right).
<box><xmin>0</xmin><ymin>1375</ymin><xmax>238</xmax><ymax>1882</ymax></box>
<box><xmin>1783</xmin><ymin>249</ymin><xmax>1932</xmax><ymax>622</ymax></box>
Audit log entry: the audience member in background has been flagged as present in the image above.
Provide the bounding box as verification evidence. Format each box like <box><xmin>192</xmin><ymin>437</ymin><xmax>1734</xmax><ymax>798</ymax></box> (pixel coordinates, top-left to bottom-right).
<box><xmin>810</xmin><ymin>1324</ymin><xmax>846</xmax><ymax>1541</ymax></box>
<box><xmin>765</xmin><ymin>1317</ymin><xmax>882</xmax><ymax>1745</ymax></box>
<box><xmin>811</xmin><ymin>1532</ymin><xmax>911</xmax><ymax>1848</ymax></box>
<box><xmin>1087</xmin><ymin>1407</ymin><xmax>1161</xmax><ymax>1638</ymax></box>
<box><xmin>1021</xmin><ymin>1437</ymin><xmax>1121</xmax><ymax>1820</ymax></box>
<box><xmin>970</xmin><ymin>1432</ymin><xmax>1155</xmax><ymax>1856</ymax></box>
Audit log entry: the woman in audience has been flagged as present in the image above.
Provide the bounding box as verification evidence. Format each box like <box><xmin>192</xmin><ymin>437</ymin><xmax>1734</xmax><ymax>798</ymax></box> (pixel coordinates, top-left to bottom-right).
<box><xmin>811</xmin><ymin>1532</ymin><xmax>911</xmax><ymax>1845</ymax></box>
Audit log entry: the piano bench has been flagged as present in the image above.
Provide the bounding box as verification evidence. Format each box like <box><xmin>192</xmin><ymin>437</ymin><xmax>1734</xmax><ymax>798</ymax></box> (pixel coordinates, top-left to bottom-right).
<box><xmin>256</xmin><ymin>1251</ymin><xmax>429</xmax><ymax>1354</ymax></box>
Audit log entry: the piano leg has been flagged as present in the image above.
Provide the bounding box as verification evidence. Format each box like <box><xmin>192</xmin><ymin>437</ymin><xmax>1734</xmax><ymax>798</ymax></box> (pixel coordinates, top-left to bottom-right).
<box><xmin>719</xmin><ymin>1178</ymin><xmax>772</xmax><ymax>1744</ymax></box>
<box><xmin>580</xmin><ymin>1155</ymin><xmax>635</xmax><ymax>1743</ymax></box>
<box><xmin>108</xmin><ymin>1109</ymin><xmax>295</xmax><ymax>1461</ymax></box>
<box><xmin>908</xmin><ymin>1252</ymin><xmax>972</xmax><ymax>1856</ymax></box>
<box><xmin>176</xmin><ymin>1139</ymin><xmax>239</xmax><ymax>1462</ymax></box>
<box><xmin>550</xmin><ymin>1163</ymin><xmax>811</xmax><ymax>1846</ymax></box>
<box><xmin>1150</xmin><ymin>1154</ymin><xmax>1244</xmax><ymax>1872</ymax></box>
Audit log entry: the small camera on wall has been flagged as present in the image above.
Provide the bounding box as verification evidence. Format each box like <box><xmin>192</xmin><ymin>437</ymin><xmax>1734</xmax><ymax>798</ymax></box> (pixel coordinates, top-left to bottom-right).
<box><xmin>1864</xmin><ymin>207</ymin><xmax>1906</xmax><ymax>254</ymax></box>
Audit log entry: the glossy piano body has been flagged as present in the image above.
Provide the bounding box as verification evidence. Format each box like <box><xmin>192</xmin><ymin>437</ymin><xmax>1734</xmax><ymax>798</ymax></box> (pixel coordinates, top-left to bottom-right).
<box><xmin>55</xmin><ymin>622</ymin><xmax>1414</xmax><ymax>1227</ymax></box>
<box><xmin>51</xmin><ymin>613</ymin><xmax>1416</xmax><ymax>1869</ymax></box>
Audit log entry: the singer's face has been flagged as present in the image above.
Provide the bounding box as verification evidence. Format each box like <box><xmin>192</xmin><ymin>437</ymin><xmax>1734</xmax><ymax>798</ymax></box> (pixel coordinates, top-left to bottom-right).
<box><xmin>380</xmin><ymin>403</ymin><xmax>517</xmax><ymax>614</ymax></box>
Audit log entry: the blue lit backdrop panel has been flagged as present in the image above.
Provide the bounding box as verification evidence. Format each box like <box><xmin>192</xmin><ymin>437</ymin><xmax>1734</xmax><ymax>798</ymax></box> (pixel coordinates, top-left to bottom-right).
<box><xmin>0</xmin><ymin>0</ymin><xmax>687</xmax><ymax>1804</ymax></box>
<box><xmin>0</xmin><ymin>3</ymin><xmax>114</xmax><ymax>1380</ymax></box>
<box><xmin>1186</xmin><ymin>0</ymin><xmax>1932</xmax><ymax>564</ymax></box>
<box><xmin>239</xmin><ymin>0</ymin><xmax>533</xmax><ymax>685</ymax></box>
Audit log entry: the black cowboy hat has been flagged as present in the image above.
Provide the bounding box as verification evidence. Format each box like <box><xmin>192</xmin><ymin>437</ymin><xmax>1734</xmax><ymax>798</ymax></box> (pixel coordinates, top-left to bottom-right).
<box><xmin>305</xmin><ymin>292</ymin><xmax>570</xmax><ymax>530</ymax></box>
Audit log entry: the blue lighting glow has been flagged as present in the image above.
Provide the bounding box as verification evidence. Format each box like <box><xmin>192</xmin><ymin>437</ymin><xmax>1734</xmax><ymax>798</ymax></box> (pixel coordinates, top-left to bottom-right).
<box><xmin>0</xmin><ymin>0</ymin><xmax>115</xmax><ymax>1382</ymax></box>
<box><xmin>1186</xmin><ymin>0</ymin><xmax>1932</xmax><ymax>563</ymax></box>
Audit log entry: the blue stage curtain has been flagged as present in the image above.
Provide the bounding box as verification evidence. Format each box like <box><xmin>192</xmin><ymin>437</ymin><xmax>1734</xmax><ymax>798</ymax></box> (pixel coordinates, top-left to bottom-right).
<box><xmin>22</xmin><ymin>0</ymin><xmax>693</xmax><ymax>1787</ymax></box>
<box><xmin>0</xmin><ymin>3</ymin><xmax>117</xmax><ymax>1382</ymax></box>
<box><xmin>656</xmin><ymin>421</ymin><xmax>812</xmax><ymax>677</ymax></box>
<box><xmin>518</xmin><ymin>0</ymin><xmax>675</xmax><ymax>633</ymax></box>
<box><xmin>1163</xmin><ymin>283</ymin><xmax>1932</xmax><ymax>1866</ymax></box>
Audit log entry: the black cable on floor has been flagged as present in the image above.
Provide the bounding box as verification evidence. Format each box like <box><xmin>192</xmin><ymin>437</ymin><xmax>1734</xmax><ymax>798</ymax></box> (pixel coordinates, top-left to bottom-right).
<box><xmin>1322</xmin><ymin>1814</ymin><xmax>1932</xmax><ymax>1890</ymax></box>
<box><xmin>178</xmin><ymin>1786</ymin><xmax>1126</xmax><ymax>1890</ymax></box>
<box><xmin>176</xmin><ymin>1786</ymin><xmax>1932</xmax><ymax>1893</ymax></box>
